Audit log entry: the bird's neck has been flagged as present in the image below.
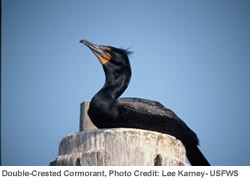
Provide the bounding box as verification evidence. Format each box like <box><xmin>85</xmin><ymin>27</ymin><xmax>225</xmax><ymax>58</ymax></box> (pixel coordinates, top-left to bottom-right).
<box><xmin>90</xmin><ymin>63</ymin><xmax>131</xmax><ymax>113</ymax></box>
<box><xmin>98</xmin><ymin>64</ymin><xmax>131</xmax><ymax>101</ymax></box>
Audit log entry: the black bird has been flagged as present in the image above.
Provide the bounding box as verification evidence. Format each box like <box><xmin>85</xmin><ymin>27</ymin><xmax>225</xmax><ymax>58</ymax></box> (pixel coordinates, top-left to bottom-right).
<box><xmin>80</xmin><ymin>39</ymin><xmax>210</xmax><ymax>166</ymax></box>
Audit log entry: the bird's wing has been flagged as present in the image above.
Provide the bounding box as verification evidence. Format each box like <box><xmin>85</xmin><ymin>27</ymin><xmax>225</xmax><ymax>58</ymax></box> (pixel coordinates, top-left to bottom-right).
<box><xmin>117</xmin><ymin>97</ymin><xmax>178</xmax><ymax>119</ymax></box>
<box><xmin>116</xmin><ymin>97</ymin><xmax>199</xmax><ymax>145</ymax></box>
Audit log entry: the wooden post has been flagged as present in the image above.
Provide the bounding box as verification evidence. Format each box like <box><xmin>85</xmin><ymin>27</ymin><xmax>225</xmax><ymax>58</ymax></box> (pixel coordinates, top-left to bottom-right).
<box><xmin>50</xmin><ymin>101</ymin><xmax>188</xmax><ymax>166</ymax></box>
<box><xmin>79</xmin><ymin>101</ymin><xmax>97</xmax><ymax>131</ymax></box>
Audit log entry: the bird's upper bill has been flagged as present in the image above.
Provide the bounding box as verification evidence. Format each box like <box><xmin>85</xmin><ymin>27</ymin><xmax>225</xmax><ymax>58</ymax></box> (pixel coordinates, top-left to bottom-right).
<box><xmin>80</xmin><ymin>39</ymin><xmax>111</xmax><ymax>65</ymax></box>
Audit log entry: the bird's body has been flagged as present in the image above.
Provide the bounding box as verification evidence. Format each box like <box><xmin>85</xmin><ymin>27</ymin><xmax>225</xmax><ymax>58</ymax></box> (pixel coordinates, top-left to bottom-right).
<box><xmin>89</xmin><ymin>97</ymin><xmax>197</xmax><ymax>144</ymax></box>
<box><xmin>80</xmin><ymin>39</ymin><xmax>210</xmax><ymax>166</ymax></box>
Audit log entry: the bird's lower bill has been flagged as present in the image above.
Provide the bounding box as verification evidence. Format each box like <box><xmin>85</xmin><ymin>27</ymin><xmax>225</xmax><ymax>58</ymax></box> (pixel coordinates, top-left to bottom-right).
<box><xmin>92</xmin><ymin>50</ymin><xmax>111</xmax><ymax>65</ymax></box>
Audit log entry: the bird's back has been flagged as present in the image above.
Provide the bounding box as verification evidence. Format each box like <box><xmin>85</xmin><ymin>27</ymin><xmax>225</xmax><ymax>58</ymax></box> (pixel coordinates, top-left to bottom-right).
<box><xmin>116</xmin><ymin>97</ymin><xmax>199</xmax><ymax>146</ymax></box>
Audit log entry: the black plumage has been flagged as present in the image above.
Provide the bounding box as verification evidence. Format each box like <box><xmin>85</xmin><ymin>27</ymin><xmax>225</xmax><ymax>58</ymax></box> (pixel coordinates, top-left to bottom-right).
<box><xmin>80</xmin><ymin>39</ymin><xmax>210</xmax><ymax>166</ymax></box>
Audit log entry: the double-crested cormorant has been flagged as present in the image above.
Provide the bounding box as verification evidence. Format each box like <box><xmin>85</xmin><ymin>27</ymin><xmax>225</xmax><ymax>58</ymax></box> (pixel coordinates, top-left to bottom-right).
<box><xmin>80</xmin><ymin>39</ymin><xmax>210</xmax><ymax>166</ymax></box>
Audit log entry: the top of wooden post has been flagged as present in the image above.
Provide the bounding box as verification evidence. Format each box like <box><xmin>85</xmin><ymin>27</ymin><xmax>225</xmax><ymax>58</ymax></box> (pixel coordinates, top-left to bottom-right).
<box><xmin>79</xmin><ymin>101</ymin><xmax>97</xmax><ymax>131</ymax></box>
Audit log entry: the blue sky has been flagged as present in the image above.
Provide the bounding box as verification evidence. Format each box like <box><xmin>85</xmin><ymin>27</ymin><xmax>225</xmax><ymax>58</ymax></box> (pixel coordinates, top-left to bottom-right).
<box><xmin>2</xmin><ymin>0</ymin><xmax>250</xmax><ymax>165</ymax></box>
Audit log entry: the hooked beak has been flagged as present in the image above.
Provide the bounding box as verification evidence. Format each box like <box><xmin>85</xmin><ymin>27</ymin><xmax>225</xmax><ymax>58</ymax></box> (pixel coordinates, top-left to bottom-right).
<box><xmin>80</xmin><ymin>39</ymin><xmax>111</xmax><ymax>65</ymax></box>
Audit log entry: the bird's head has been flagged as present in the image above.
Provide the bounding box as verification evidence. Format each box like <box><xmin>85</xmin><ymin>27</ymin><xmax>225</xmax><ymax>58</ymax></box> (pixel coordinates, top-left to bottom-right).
<box><xmin>80</xmin><ymin>39</ymin><xmax>132</xmax><ymax>68</ymax></box>
<box><xmin>80</xmin><ymin>39</ymin><xmax>132</xmax><ymax>99</ymax></box>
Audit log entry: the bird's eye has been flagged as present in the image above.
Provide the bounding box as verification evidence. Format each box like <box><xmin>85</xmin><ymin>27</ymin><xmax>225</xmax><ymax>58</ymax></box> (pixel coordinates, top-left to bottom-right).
<box><xmin>105</xmin><ymin>48</ymin><xmax>111</xmax><ymax>53</ymax></box>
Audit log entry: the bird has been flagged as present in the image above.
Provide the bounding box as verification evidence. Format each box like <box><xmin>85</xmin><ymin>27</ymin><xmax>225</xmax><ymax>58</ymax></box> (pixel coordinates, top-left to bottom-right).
<box><xmin>80</xmin><ymin>39</ymin><xmax>210</xmax><ymax>166</ymax></box>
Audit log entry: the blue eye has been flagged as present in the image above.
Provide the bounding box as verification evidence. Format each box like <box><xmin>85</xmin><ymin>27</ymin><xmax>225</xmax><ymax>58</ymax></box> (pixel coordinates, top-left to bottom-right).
<box><xmin>105</xmin><ymin>48</ymin><xmax>111</xmax><ymax>53</ymax></box>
